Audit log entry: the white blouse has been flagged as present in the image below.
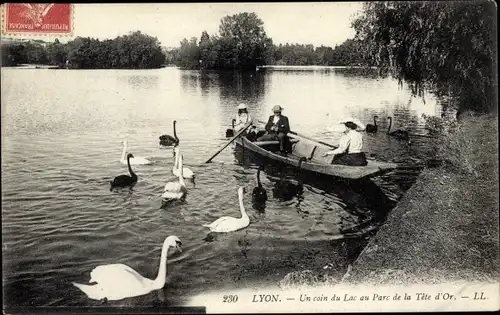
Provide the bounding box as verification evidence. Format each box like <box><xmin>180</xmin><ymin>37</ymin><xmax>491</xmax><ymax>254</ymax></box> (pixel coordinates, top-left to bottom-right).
<box><xmin>331</xmin><ymin>130</ymin><xmax>363</xmax><ymax>155</ymax></box>
<box><xmin>235</xmin><ymin>113</ymin><xmax>253</xmax><ymax>131</ymax></box>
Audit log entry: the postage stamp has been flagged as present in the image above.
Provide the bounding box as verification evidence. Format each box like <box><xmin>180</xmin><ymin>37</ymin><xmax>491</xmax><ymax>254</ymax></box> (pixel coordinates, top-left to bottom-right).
<box><xmin>1</xmin><ymin>3</ymin><xmax>72</xmax><ymax>36</ymax></box>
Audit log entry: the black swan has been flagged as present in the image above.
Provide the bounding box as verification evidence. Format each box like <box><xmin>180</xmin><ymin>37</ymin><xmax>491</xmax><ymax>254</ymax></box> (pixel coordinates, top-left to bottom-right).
<box><xmin>110</xmin><ymin>153</ymin><xmax>137</xmax><ymax>191</ymax></box>
<box><xmin>252</xmin><ymin>167</ymin><xmax>268</xmax><ymax>203</ymax></box>
<box><xmin>387</xmin><ymin>116</ymin><xmax>411</xmax><ymax>144</ymax></box>
<box><xmin>365</xmin><ymin>116</ymin><xmax>378</xmax><ymax>133</ymax></box>
<box><xmin>226</xmin><ymin>119</ymin><xmax>236</xmax><ymax>138</ymax></box>
<box><xmin>272</xmin><ymin>179</ymin><xmax>303</xmax><ymax>202</ymax></box>
<box><xmin>159</xmin><ymin>120</ymin><xmax>179</xmax><ymax>146</ymax></box>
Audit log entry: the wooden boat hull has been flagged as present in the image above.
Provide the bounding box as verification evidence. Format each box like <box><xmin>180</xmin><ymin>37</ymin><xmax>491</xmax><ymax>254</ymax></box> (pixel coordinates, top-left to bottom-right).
<box><xmin>234</xmin><ymin>134</ymin><xmax>397</xmax><ymax>180</ymax></box>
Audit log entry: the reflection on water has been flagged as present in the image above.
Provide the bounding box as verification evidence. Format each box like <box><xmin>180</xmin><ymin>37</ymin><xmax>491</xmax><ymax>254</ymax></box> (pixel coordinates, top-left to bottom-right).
<box><xmin>181</xmin><ymin>70</ymin><xmax>267</xmax><ymax>118</ymax></box>
<box><xmin>1</xmin><ymin>66</ymin><xmax>452</xmax><ymax>308</ymax></box>
<box><xmin>118</xmin><ymin>74</ymin><xmax>160</xmax><ymax>90</ymax></box>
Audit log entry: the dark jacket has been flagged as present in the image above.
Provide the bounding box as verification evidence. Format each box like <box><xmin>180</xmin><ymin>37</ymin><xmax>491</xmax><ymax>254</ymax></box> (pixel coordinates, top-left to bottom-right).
<box><xmin>265</xmin><ymin>115</ymin><xmax>290</xmax><ymax>134</ymax></box>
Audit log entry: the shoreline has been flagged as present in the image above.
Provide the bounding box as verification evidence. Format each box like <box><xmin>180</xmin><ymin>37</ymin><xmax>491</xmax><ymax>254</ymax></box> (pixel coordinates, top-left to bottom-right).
<box><xmin>277</xmin><ymin>115</ymin><xmax>498</xmax><ymax>290</ymax></box>
<box><xmin>341</xmin><ymin>115</ymin><xmax>499</xmax><ymax>286</ymax></box>
<box><xmin>2</xmin><ymin>64</ymin><xmax>374</xmax><ymax>71</ymax></box>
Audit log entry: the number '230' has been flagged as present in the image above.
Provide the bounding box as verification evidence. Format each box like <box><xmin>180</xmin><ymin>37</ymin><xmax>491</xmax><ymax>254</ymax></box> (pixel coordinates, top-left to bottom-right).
<box><xmin>223</xmin><ymin>295</ymin><xmax>238</xmax><ymax>303</ymax></box>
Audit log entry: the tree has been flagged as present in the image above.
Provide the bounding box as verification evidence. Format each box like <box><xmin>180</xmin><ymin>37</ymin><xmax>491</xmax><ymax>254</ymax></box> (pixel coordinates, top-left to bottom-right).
<box><xmin>352</xmin><ymin>1</ymin><xmax>497</xmax><ymax>116</ymax></box>
<box><xmin>24</xmin><ymin>42</ymin><xmax>48</xmax><ymax>64</ymax></box>
<box><xmin>46</xmin><ymin>39</ymin><xmax>67</xmax><ymax>66</ymax></box>
<box><xmin>1</xmin><ymin>43</ymin><xmax>27</xmax><ymax>66</ymax></box>
<box><xmin>66</xmin><ymin>37</ymin><xmax>92</xmax><ymax>68</ymax></box>
<box><xmin>218</xmin><ymin>12</ymin><xmax>273</xmax><ymax>70</ymax></box>
<box><xmin>177</xmin><ymin>37</ymin><xmax>200</xmax><ymax>69</ymax></box>
<box><xmin>199</xmin><ymin>31</ymin><xmax>212</xmax><ymax>69</ymax></box>
<box><xmin>175</xmin><ymin>12</ymin><xmax>273</xmax><ymax>70</ymax></box>
<box><xmin>63</xmin><ymin>31</ymin><xmax>165</xmax><ymax>69</ymax></box>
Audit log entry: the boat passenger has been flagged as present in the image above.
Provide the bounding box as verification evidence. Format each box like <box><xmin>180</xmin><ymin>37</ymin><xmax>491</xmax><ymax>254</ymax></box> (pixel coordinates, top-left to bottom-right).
<box><xmin>257</xmin><ymin>105</ymin><xmax>291</xmax><ymax>156</ymax></box>
<box><xmin>322</xmin><ymin>121</ymin><xmax>368</xmax><ymax>166</ymax></box>
<box><xmin>234</xmin><ymin>103</ymin><xmax>261</xmax><ymax>140</ymax></box>
<box><xmin>235</xmin><ymin>103</ymin><xmax>253</xmax><ymax>132</ymax></box>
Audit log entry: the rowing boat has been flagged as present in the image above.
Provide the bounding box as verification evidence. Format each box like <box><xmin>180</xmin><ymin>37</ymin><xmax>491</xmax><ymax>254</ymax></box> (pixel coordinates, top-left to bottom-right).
<box><xmin>233</xmin><ymin>129</ymin><xmax>398</xmax><ymax>180</ymax></box>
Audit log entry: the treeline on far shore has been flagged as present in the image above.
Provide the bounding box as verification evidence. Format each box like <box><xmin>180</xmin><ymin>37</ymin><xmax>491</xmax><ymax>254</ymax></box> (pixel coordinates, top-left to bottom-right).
<box><xmin>2</xmin><ymin>3</ymin><xmax>495</xmax><ymax>117</ymax></box>
<box><xmin>1</xmin><ymin>35</ymin><xmax>367</xmax><ymax>69</ymax></box>
<box><xmin>1</xmin><ymin>12</ymin><xmax>369</xmax><ymax>69</ymax></box>
<box><xmin>1</xmin><ymin>31</ymin><xmax>166</xmax><ymax>69</ymax></box>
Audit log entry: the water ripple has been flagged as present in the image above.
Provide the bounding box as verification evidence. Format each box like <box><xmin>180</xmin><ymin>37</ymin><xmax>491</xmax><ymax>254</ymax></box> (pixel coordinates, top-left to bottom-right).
<box><xmin>0</xmin><ymin>67</ymin><xmax>443</xmax><ymax>307</ymax></box>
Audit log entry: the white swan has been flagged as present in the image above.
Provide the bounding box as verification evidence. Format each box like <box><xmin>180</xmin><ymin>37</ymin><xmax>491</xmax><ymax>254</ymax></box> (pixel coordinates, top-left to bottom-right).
<box><xmin>162</xmin><ymin>154</ymin><xmax>187</xmax><ymax>201</ymax></box>
<box><xmin>72</xmin><ymin>235</ymin><xmax>182</xmax><ymax>301</ymax></box>
<box><xmin>202</xmin><ymin>187</ymin><xmax>249</xmax><ymax>232</ymax></box>
<box><xmin>120</xmin><ymin>140</ymin><xmax>152</xmax><ymax>165</ymax></box>
<box><xmin>172</xmin><ymin>147</ymin><xmax>194</xmax><ymax>179</ymax></box>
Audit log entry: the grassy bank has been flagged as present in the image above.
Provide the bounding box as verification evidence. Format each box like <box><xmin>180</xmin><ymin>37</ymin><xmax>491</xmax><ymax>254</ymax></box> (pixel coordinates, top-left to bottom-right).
<box><xmin>342</xmin><ymin>114</ymin><xmax>499</xmax><ymax>285</ymax></box>
<box><xmin>279</xmin><ymin>114</ymin><xmax>499</xmax><ymax>287</ymax></box>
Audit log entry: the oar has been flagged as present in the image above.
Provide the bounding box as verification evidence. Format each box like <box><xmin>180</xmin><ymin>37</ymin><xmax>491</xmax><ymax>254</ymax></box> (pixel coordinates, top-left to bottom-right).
<box><xmin>205</xmin><ymin>122</ymin><xmax>252</xmax><ymax>163</ymax></box>
<box><xmin>256</xmin><ymin>120</ymin><xmax>337</xmax><ymax>149</ymax></box>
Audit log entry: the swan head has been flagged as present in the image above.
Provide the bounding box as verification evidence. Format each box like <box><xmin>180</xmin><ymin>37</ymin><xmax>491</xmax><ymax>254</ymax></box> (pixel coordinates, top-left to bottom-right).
<box><xmin>127</xmin><ymin>153</ymin><xmax>134</xmax><ymax>159</ymax></box>
<box><xmin>374</xmin><ymin>116</ymin><xmax>379</xmax><ymax>119</ymax></box>
<box><xmin>164</xmin><ymin>235</ymin><xmax>182</xmax><ymax>252</ymax></box>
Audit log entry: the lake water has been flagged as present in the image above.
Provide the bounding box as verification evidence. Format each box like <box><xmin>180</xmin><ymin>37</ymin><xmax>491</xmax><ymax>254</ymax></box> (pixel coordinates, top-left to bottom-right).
<box><xmin>1</xmin><ymin>67</ymin><xmax>445</xmax><ymax>308</ymax></box>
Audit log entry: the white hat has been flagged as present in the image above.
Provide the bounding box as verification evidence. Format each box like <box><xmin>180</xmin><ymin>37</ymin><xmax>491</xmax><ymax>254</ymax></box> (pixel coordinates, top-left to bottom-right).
<box><xmin>237</xmin><ymin>103</ymin><xmax>247</xmax><ymax>110</ymax></box>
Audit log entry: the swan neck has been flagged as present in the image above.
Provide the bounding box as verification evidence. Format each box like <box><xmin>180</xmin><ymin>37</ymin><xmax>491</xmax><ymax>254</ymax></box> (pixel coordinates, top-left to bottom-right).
<box><xmin>152</xmin><ymin>242</ymin><xmax>170</xmax><ymax>289</ymax></box>
<box><xmin>373</xmin><ymin>117</ymin><xmax>377</xmax><ymax>126</ymax></box>
<box><xmin>238</xmin><ymin>193</ymin><xmax>247</xmax><ymax>218</ymax></box>
<box><xmin>174</xmin><ymin>149</ymin><xmax>179</xmax><ymax>168</ymax></box>
<box><xmin>257</xmin><ymin>169</ymin><xmax>262</xmax><ymax>187</ymax></box>
<box><xmin>173</xmin><ymin>121</ymin><xmax>178</xmax><ymax>142</ymax></box>
<box><xmin>127</xmin><ymin>156</ymin><xmax>135</xmax><ymax>177</ymax></box>
<box><xmin>121</xmin><ymin>142</ymin><xmax>127</xmax><ymax>161</ymax></box>
<box><xmin>387</xmin><ymin>117</ymin><xmax>392</xmax><ymax>134</ymax></box>
<box><xmin>178</xmin><ymin>156</ymin><xmax>185</xmax><ymax>186</ymax></box>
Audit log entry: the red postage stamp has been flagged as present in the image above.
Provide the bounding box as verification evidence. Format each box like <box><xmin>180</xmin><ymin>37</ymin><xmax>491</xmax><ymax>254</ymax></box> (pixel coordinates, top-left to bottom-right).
<box><xmin>2</xmin><ymin>3</ymin><xmax>72</xmax><ymax>36</ymax></box>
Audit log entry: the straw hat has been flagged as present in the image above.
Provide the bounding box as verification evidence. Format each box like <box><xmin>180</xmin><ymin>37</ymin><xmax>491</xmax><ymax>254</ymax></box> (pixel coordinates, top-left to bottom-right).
<box><xmin>272</xmin><ymin>105</ymin><xmax>284</xmax><ymax>112</ymax></box>
<box><xmin>237</xmin><ymin>103</ymin><xmax>247</xmax><ymax>110</ymax></box>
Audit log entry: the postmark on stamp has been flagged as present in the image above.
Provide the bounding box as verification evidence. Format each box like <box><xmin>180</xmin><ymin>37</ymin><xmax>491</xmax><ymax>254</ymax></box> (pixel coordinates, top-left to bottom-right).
<box><xmin>2</xmin><ymin>3</ymin><xmax>73</xmax><ymax>36</ymax></box>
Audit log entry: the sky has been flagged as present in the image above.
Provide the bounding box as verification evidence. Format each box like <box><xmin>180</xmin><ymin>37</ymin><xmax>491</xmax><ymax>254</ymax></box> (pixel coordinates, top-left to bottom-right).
<box><xmin>6</xmin><ymin>3</ymin><xmax>364</xmax><ymax>48</ymax></box>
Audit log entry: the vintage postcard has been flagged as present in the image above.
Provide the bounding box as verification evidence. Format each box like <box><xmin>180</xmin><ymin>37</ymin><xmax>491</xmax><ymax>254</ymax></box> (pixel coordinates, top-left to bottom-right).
<box><xmin>1</xmin><ymin>2</ymin><xmax>498</xmax><ymax>314</ymax></box>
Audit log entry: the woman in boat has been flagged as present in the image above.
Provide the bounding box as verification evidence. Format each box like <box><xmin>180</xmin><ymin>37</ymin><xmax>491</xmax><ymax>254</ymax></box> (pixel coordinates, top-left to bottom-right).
<box><xmin>235</xmin><ymin>103</ymin><xmax>253</xmax><ymax>132</ymax></box>
<box><xmin>322</xmin><ymin>121</ymin><xmax>368</xmax><ymax>166</ymax></box>
<box><xmin>235</xmin><ymin>103</ymin><xmax>261</xmax><ymax>141</ymax></box>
